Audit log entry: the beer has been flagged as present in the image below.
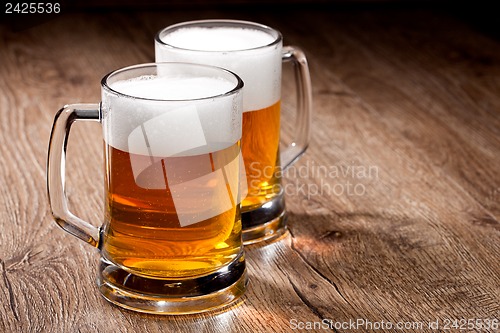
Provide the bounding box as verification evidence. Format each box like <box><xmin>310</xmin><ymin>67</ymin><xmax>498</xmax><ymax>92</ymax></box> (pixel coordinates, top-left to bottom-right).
<box><xmin>48</xmin><ymin>62</ymin><xmax>247</xmax><ymax>314</ymax></box>
<box><xmin>155</xmin><ymin>22</ymin><xmax>284</xmax><ymax>216</ymax></box>
<box><xmin>242</xmin><ymin>101</ymin><xmax>282</xmax><ymax>210</ymax></box>
<box><xmin>101</xmin><ymin>143</ymin><xmax>242</xmax><ymax>279</ymax></box>
<box><xmin>156</xmin><ymin>21</ymin><xmax>312</xmax><ymax>244</ymax></box>
<box><xmin>101</xmin><ymin>72</ymin><xmax>243</xmax><ymax>279</ymax></box>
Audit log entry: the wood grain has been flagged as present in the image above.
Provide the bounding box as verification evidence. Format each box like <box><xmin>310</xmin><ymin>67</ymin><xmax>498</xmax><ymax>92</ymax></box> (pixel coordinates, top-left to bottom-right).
<box><xmin>1</xmin><ymin>5</ymin><xmax>499</xmax><ymax>333</ymax></box>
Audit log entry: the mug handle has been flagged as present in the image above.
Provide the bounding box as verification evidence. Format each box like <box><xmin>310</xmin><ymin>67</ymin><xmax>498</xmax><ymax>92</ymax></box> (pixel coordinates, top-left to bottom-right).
<box><xmin>281</xmin><ymin>46</ymin><xmax>313</xmax><ymax>170</ymax></box>
<box><xmin>47</xmin><ymin>104</ymin><xmax>101</xmax><ymax>247</ymax></box>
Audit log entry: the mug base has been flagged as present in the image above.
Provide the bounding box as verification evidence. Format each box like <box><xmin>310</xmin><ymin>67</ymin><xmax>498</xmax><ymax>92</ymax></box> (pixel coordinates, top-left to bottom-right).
<box><xmin>96</xmin><ymin>251</ymin><xmax>247</xmax><ymax>315</ymax></box>
<box><xmin>242</xmin><ymin>194</ymin><xmax>287</xmax><ymax>245</ymax></box>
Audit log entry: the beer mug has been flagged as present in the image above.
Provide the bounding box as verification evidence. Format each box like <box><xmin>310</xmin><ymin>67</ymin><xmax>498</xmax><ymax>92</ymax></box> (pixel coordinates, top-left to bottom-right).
<box><xmin>155</xmin><ymin>20</ymin><xmax>312</xmax><ymax>244</ymax></box>
<box><xmin>47</xmin><ymin>63</ymin><xmax>247</xmax><ymax>314</ymax></box>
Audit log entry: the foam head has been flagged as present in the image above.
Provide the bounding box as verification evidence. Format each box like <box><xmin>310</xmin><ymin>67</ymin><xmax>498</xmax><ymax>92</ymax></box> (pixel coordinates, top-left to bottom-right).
<box><xmin>156</xmin><ymin>22</ymin><xmax>283</xmax><ymax>112</ymax></box>
<box><xmin>110</xmin><ymin>75</ymin><xmax>235</xmax><ymax>100</ymax></box>
<box><xmin>160</xmin><ymin>27</ymin><xmax>275</xmax><ymax>52</ymax></box>
<box><xmin>101</xmin><ymin>65</ymin><xmax>243</xmax><ymax>157</ymax></box>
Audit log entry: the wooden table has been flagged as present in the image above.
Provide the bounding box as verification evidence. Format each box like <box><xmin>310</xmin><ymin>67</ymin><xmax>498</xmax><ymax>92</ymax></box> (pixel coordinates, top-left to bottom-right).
<box><xmin>1</xmin><ymin>4</ymin><xmax>499</xmax><ymax>332</ymax></box>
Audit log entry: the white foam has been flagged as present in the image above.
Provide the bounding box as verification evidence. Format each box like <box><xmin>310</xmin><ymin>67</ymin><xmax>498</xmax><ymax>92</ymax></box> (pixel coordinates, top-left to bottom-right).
<box><xmin>161</xmin><ymin>27</ymin><xmax>275</xmax><ymax>51</ymax></box>
<box><xmin>156</xmin><ymin>26</ymin><xmax>282</xmax><ymax>112</ymax></box>
<box><xmin>101</xmin><ymin>74</ymin><xmax>242</xmax><ymax>156</ymax></box>
<box><xmin>110</xmin><ymin>75</ymin><xmax>235</xmax><ymax>100</ymax></box>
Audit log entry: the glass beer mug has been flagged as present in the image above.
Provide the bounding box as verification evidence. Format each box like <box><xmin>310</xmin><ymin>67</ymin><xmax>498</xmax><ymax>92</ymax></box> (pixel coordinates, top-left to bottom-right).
<box><xmin>156</xmin><ymin>20</ymin><xmax>312</xmax><ymax>244</ymax></box>
<box><xmin>47</xmin><ymin>63</ymin><xmax>247</xmax><ymax>314</ymax></box>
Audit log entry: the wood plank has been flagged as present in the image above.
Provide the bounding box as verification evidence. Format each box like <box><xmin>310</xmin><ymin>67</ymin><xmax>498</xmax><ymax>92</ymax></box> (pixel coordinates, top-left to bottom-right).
<box><xmin>277</xmin><ymin>7</ymin><xmax>500</xmax><ymax>329</ymax></box>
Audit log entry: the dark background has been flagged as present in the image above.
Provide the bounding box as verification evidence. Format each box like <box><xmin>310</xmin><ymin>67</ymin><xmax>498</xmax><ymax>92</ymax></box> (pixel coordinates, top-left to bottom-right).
<box><xmin>1</xmin><ymin>0</ymin><xmax>498</xmax><ymax>41</ymax></box>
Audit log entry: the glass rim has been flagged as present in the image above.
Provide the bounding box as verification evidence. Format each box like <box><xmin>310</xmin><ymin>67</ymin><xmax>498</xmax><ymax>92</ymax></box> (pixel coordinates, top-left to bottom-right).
<box><xmin>101</xmin><ymin>62</ymin><xmax>244</xmax><ymax>102</ymax></box>
<box><xmin>155</xmin><ymin>19</ymin><xmax>283</xmax><ymax>53</ymax></box>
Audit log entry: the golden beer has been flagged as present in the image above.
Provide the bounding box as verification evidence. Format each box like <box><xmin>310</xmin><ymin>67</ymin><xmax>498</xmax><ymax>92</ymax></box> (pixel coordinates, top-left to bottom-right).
<box><xmin>156</xmin><ymin>21</ymin><xmax>312</xmax><ymax>243</ymax></box>
<box><xmin>241</xmin><ymin>101</ymin><xmax>282</xmax><ymax>210</ymax></box>
<box><xmin>101</xmin><ymin>142</ymin><xmax>242</xmax><ymax>279</ymax></box>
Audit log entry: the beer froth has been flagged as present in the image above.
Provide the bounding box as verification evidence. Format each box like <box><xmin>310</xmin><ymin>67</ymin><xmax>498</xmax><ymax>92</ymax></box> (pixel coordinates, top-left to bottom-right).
<box><xmin>110</xmin><ymin>75</ymin><xmax>235</xmax><ymax>100</ymax></box>
<box><xmin>161</xmin><ymin>27</ymin><xmax>275</xmax><ymax>51</ymax></box>
<box><xmin>156</xmin><ymin>26</ymin><xmax>282</xmax><ymax>112</ymax></box>
<box><xmin>102</xmin><ymin>75</ymin><xmax>242</xmax><ymax>156</ymax></box>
